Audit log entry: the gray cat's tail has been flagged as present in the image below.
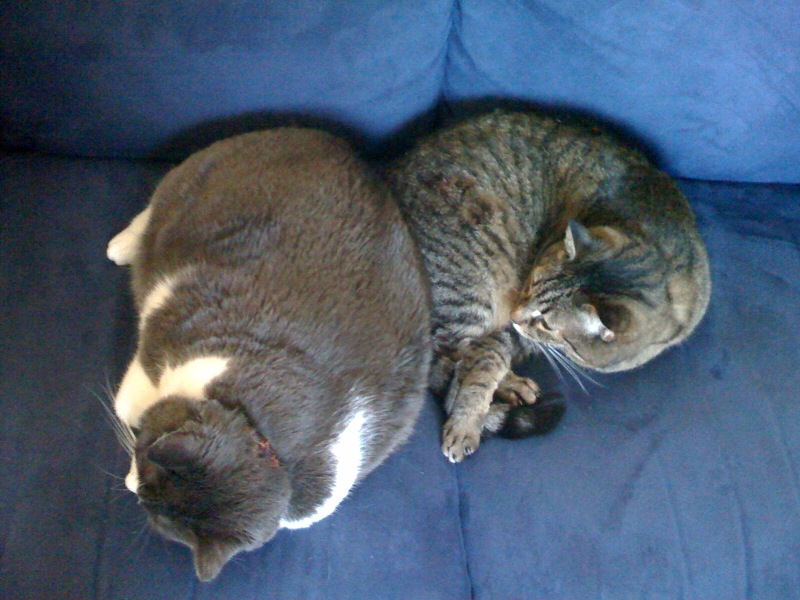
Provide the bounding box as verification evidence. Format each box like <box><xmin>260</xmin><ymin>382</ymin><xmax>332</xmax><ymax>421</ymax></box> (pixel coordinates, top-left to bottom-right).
<box><xmin>483</xmin><ymin>394</ymin><xmax>566</xmax><ymax>439</ymax></box>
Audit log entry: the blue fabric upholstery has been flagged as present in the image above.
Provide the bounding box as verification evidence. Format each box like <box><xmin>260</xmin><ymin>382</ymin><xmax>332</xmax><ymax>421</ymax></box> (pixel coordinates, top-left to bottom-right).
<box><xmin>445</xmin><ymin>0</ymin><xmax>800</xmax><ymax>183</ymax></box>
<box><xmin>1</xmin><ymin>1</ymin><xmax>452</xmax><ymax>158</ymax></box>
<box><xmin>2</xmin><ymin>1</ymin><xmax>799</xmax><ymax>598</ymax></box>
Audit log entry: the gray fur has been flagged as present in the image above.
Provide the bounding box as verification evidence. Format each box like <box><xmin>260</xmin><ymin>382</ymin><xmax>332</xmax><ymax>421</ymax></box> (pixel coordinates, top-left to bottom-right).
<box><xmin>112</xmin><ymin>128</ymin><xmax>430</xmax><ymax>579</ymax></box>
<box><xmin>387</xmin><ymin>110</ymin><xmax>711</xmax><ymax>462</ymax></box>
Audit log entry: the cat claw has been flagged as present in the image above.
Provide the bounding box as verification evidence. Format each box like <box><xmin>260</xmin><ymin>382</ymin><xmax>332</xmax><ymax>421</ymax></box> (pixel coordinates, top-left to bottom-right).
<box><xmin>442</xmin><ymin>417</ymin><xmax>482</xmax><ymax>463</ymax></box>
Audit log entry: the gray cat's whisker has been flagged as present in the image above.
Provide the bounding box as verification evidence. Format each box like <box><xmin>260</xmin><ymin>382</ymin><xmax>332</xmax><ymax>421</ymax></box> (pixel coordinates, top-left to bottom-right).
<box><xmin>96</xmin><ymin>465</ymin><xmax>127</xmax><ymax>482</ymax></box>
<box><xmin>90</xmin><ymin>386</ymin><xmax>136</xmax><ymax>457</ymax></box>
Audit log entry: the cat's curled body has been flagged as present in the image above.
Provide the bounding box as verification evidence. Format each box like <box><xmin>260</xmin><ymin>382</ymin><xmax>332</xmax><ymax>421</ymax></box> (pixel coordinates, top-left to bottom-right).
<box><xmin>107</xmin><ymin>128</ymin><xmax>430</xmax><ymax>580</ymax></box>
<box><xmin>387</xmin><ymin>110</ymin><xmax>711</xmax><ymax>462</ymax></box>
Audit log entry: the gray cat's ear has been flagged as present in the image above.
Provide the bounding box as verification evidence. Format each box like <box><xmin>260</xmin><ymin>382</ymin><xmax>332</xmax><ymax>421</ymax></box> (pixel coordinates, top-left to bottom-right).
<box><xmin>193</xmin><ymin>537</ymin><xmax>238</xmax><ymax>581</ymax></box>
<box><xmin>564</xmin><ymin>220</ymin><xmax>595</xmax><ymax>260</ymax></box>
<box><xmin>146</xmin><ymin>431</ymin><xmax>201</xmax><ymax>472</ymax></box>
<box><xmin>580</xmin><ymin>304</ymin><xmax>616</xmax><ymax>342</ymax></box>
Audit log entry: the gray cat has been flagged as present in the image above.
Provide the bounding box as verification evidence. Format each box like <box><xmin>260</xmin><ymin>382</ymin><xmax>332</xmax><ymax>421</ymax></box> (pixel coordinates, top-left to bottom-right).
<box><xmin>107</xmin><ymin>128</ymin><xmax>430</xmax><ymax>580</ymax></box>
<box><xmin>387</xmin><ymin>110</ymin><xmax>711</xmax><ymax>463</ymax></box>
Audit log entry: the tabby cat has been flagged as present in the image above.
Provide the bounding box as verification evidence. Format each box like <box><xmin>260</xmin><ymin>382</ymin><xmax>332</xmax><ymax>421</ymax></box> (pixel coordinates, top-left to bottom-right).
<box><xmin>387</xmin><ymin>110</ymin><xmax>711</xmax><ymax>463</ymax></box>
<box><xmin>107</xmin><ymin>128</ymin><xmax>430</xmax><ymax>580</ymax></box>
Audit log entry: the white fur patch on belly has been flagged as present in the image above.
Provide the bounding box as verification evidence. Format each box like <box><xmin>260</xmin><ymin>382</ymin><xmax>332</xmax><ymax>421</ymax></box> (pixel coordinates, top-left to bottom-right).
<box><xmin>279</xmin><ymin>410</ymin><xmax>367</xmax><ymax>530</ymax></box>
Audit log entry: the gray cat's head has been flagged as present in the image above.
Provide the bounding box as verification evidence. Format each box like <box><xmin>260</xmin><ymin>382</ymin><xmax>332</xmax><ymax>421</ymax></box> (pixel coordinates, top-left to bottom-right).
<box><xmin>132</xmin><ymin>396</ymin><xmax>290</xmax><ymax>581</ymax></box>
<box><xmin>511</xmin><ymin>220</ymin><xmax>671</xmax><ymax>373</ymax></box>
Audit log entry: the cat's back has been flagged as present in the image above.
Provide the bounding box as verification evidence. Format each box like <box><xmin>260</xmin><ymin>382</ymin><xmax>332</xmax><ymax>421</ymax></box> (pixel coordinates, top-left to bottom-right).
<box><xmin>133</xmin><ymin>127</ymin><xmax>430</xmax><ymax>390</ymax></box>
<box><xmin>138</xmin><ymin>130</ymin><xmax>395</xmax><ymax>287</ymax></box>
<box><xmin>391</xmin><ymin>109</ymin><xmax>649</xmax><ymax>202</ymax></box>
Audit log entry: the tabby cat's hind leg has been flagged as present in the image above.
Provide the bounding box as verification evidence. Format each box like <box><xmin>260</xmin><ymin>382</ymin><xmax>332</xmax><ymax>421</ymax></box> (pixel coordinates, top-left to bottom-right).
<box><xmin>107</xmin><ymin>206</ymin><xmax>152</xmax><ymax>265</ymax></box>
<box><xmin>483</xmin><ymin>394</ymin><xmax>565</xmax><ymax>439</ymax></box>
<box><xmin>429</xmin><ymin>351</ymin><xmax>458</xmax><ymax>397</ymax></box>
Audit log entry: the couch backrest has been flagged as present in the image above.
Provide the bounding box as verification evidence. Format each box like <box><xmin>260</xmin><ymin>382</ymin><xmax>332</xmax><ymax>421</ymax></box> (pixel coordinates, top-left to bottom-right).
<box><xmin>2</xmin><ymin>0</ymin><xmax>798</xmax><ymax>183</ymax></box>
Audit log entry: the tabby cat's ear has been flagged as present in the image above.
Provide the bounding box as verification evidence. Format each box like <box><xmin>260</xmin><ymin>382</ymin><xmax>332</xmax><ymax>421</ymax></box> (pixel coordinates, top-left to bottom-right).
<box><xmin>193</xmin><ymin>537</ymin><xmax>238</xmax><ymax>581</ymax></box>
<box><xmin>580</xmin><ymin>303</ymin><xmax>616</xmax><ymax>342</ymax></box>
<box><xmin>146</xmin><ymin>431</ymin><xmax>202</xmax><ymax>472</ymax></box>
<box><xmin>564</xmin><ymin>220</ymin><xmax>595</xmax><ymax>260</ymax></box>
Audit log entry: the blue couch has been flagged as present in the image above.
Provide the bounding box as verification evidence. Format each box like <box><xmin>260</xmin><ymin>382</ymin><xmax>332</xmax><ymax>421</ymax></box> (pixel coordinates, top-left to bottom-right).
<box><xmin>2</xmin><ymin>2</ymin><xmax>799</xmax><ymax>598</ymax></box>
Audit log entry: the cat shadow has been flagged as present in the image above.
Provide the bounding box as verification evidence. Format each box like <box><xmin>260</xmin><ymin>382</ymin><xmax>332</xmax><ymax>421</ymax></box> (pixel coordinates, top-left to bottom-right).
<box><xmin>148</xmin><ymin>98</ymin><xmax>660</xmax><ymax>169</ymax></box>
<box><xmin>149</xmin><ymin>105</ymin><xmax>443</xmax><ymax>164</ymax></box>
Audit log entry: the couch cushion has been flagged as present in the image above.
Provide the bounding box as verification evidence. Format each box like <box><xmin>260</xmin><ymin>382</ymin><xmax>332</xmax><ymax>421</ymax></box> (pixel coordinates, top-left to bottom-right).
<box><xmin>1</xmin><ymin>1</ymin><xmax>452</xmax><ymax>159</ymax></box>
<box><xmin>446</xmin><ymin>0</ymin><xmax>800</xmax><ymax>183</ymax></box>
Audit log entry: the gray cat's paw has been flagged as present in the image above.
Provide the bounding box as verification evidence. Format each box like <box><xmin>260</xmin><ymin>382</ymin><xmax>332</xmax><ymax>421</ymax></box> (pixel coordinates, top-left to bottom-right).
<box><xmin>494</xmin><ymin>372</ymin><xmax>540</xmax><ymax>406</ymax></box>
<box><xmin>107</xmin><ymin>206</ymin><xmax>151</xmax><ymax>265</ymax></box>
<box><xmin>107</xmin><ymin>230</ymin><xmax>138</xmax><ymax>265</ymax></box>
<box><xmin>442</xmin><ymin>416</ymin><xmax>482</xmax><ymax>463</ymax></box>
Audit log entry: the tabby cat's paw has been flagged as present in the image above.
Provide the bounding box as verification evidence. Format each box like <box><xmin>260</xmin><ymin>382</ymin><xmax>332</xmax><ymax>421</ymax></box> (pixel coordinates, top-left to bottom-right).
<box><xmin>442</xmin><ymin>417</ymin><xmax>482</xmax><ymax>463</ymax></box>
<box><xmin>494</xmin><ymin>372</ymin><xmax>540</xmax><ymax>406</ymax></box>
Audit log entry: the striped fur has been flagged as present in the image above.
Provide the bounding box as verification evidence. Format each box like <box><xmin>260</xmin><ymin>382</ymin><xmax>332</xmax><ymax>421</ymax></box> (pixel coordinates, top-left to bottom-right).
<box><xmin>388</xmin><ymin>110</ymin><xmax>711</xmax><ymax>462</ymax></box>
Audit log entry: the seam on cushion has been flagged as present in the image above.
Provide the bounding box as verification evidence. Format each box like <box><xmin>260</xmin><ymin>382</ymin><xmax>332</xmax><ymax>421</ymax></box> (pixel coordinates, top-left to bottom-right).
<box><xmin>454</xmin><ymin>462</ymin><xmax>476</xmax><ymax>600</ymax></box>
<box><xmin>441</xmin><ymin>6</ymin><xmax>474</xmax><ymax>596</ymax></box>
<box><xmin>91</xmin><ymin>479</ymin><xmax>110</xmax><ymax>599</ymax></box>
<box><xmin>437</xmin><ymin>0</ymin><xmax>461</xmax><ymax>124</ymax></box>
<box><xmin>92</xmin><ymin>439</ymin><xmax>129</xmax><ymax>600</ymax></box>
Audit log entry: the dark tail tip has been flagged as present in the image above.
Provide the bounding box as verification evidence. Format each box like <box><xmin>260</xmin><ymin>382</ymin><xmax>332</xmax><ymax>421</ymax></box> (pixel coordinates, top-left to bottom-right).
<box><xmin>494</xmin><ymin>395</ymin><xmax>566</xmax><ymax>439</ymax></box>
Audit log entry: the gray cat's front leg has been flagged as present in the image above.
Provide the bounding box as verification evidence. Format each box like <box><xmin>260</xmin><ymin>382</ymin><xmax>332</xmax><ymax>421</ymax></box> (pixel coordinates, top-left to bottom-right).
<box><xmin>441</xmin><ymin>330</ymin><xmax>514</xmax><ymax>462</ymax></box>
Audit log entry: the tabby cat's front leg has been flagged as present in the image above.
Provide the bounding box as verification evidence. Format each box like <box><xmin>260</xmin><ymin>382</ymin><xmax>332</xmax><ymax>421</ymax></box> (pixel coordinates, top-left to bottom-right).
<box><xmin>442</xmin><ymin>330</ymin><xmax>515</xmax><ymax>462</ymax></box>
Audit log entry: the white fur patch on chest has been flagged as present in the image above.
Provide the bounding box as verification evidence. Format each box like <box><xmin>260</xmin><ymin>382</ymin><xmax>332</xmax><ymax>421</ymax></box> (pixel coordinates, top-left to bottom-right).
<box><xmin>116</xmin><ymin>354</ymin><xmax>230</xmax><ymax>492</ymax></box>
<box><xmin>279</xmin><ymin>409</ymin><xmax>367</xmax><ymax>530</ymax></box>
<box><xmin>114</xmin><ymin>356</ymin><xmax>159</xmax><ymax>428</ymax></box>
<box><xmin>158</xmin><ymin>356</ymin><xmax>230</xmax><ymax>400</ymax></box>
<box><xmin>115</xmin><ymin>355</ymin><xmax>230</xmax><ymax>428</ymax></box>
<box><xmin>139</xmin><ymin>277</ymin><xmax>178</xmax><ymax>328</ymax></box>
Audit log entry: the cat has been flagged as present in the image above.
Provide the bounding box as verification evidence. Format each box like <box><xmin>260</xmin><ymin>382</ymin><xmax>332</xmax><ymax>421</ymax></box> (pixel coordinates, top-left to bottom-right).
<box><xmin>106</xmin><ymin>128</ymin><xmax>431</xmax><ymax>580</ymax></box>
<box><xmin>386</xmin><ymin>109</ymin><xmax>711</xmax><ymax>463</ymax></box>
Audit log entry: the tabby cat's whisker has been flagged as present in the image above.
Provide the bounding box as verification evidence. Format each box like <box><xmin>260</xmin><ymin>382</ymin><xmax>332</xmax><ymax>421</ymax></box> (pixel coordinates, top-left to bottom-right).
<box><xmin>539</xmin><ymin>342</ymin><xmax>566</xmax><ymax>382</ymax></box>
<box><xmin>549</xmin><ymin>346</ymin><xmax>599</xmax><ymax>392</ymax></box>
<box><xmin>545</xmin><ymin>345</ymin><xmax>577</xmax><ymax>388</ymax></box>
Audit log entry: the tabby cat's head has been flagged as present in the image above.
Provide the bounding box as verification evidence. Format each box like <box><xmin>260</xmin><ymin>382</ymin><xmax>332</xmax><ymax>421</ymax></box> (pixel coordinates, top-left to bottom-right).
<box><xmin>512</xmin><ymin>220</ymin><xmax>655</xmax><ymax>372</ymax></box>
<box><xmin>133</xmin><ymin>396</ymin><xmax>290</xmax><ymax>581</ymax></box>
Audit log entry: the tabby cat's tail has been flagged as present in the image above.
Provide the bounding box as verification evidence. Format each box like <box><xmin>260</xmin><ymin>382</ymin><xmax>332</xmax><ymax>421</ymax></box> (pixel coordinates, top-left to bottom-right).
<box><xmin>483</xmin><ymin>394</ymin><xmax>566</xmax><ymax>439</ymax></box>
